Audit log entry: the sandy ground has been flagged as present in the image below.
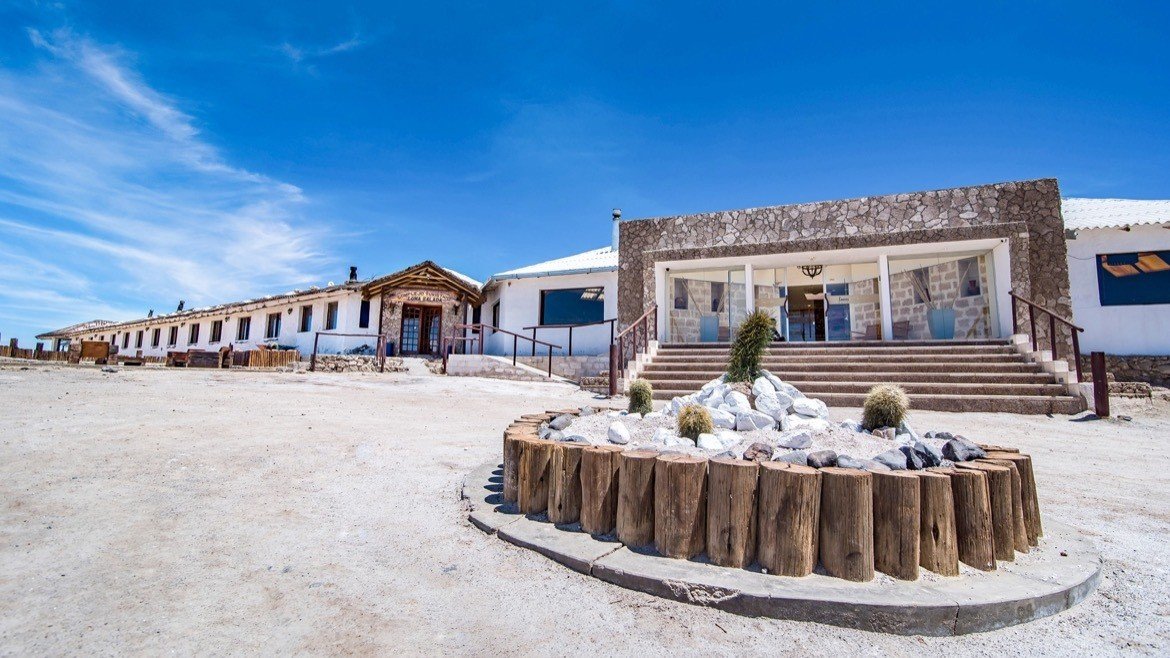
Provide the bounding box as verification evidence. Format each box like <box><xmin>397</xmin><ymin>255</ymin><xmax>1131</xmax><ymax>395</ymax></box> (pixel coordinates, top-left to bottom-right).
<box><xmin>1</xmin><ymin>362</ymin><xmax>1168</xmax><ymax>656</ymax></box>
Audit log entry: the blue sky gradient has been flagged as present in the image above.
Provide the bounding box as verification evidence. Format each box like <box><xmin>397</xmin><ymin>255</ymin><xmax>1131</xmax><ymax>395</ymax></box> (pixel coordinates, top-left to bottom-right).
<box><xmin>1</xmin><ymin>1</ymin><xmax>1167</xmax><ymax>343</ymax></box>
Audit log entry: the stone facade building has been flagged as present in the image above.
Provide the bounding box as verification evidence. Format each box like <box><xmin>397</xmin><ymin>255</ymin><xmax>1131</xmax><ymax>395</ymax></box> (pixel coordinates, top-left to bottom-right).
<box><xmin>617</xmin><ymin>178</ymin><xmax>1073</xmax><ymax>360</ymax></box>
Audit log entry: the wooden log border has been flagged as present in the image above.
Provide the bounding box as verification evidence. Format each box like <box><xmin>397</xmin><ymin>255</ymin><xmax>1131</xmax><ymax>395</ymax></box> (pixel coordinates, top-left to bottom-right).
<box><xmin>500</xmin><ymin>411</ymin><xmax>1046</xmax><ymax>582</ymax></box>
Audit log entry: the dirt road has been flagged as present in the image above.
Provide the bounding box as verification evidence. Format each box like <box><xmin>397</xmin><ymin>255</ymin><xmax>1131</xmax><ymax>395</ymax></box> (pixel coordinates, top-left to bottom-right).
<box><xmin>1</xmin><ymin>364</ymin><xmax>1167</xmax><ymax>655</ymax></box>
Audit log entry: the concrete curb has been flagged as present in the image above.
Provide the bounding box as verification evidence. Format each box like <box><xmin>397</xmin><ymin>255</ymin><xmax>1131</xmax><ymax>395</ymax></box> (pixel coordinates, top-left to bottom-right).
<box><xmin>464</xmin><ymin>460</ymin><xmax>1100</xmax><ymax>636</ymax></box>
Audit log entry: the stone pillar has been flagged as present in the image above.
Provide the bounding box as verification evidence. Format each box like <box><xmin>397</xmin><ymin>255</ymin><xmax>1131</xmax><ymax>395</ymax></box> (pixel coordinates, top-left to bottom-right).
<box><xmin>878</xmin><ymin>254</ymin><xmax>893</xmax><ymax>341</ymax></box>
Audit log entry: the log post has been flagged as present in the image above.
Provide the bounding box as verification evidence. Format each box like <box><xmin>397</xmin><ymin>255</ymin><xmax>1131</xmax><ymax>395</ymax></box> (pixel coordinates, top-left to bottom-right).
<box><xmin>917</xmin><ymin>470</ymin><xmax>959</xmax><ymax>577</ymax></box>
<box><xmin>517</xmin><ymin>439</ymin><xmax>554</xmax><ymax>515</ymax></box>
<box><xmin>757</xmin><ymin>462</ymin><xmax>821</xmax><ymax>577</ymax></box>
<box><xmin>502</xmin><ymin>434</ymin><xmax>524</xmax><ymax>503</ymax></box>
<box><xmin>548</xmin><ymin>443</ymin><xmax>585</xmax><ymax>525</ymax></box>
<box><xmin>617</xmin><ymin>450</ymin><xmax>658</xmax><ymax>547</ymax></box>
<box><xmin>654</xmin><ymin>454</ymin><xmax>708</xmax><ymax>559</ymax></box>
<box><xmin>580</xmin><ymin>445</ymin><xmax>624</xmax><ymax>535</ymax></box>
<box><xmin>938</xmin><ymin>467</ymin><xmax>995</xmax><ymax>571</ymax></box>
<box><xmin>986</xmin><ymin>451</ymin><xmax>1042</xmax><ymax>544</ymax></box>
<box><xmin>706</xmin><ymin>458</ymin><xmax>759</xmax><ymax>568</ymax></box>
<box><xmin>818</xmin><ymin>467</ymin><xmax>874</xmax><ymax>582</ymax></box>
<box><xmin>956</xmin><ymin>461</ymin><xmax>1015</xmax><ymax>562</ymax></box>
<box><xmin>980</xmin><ymin>458</ymin><xmax>1029</xmax><ymax>553</ymax></box>
<box><xmin>872</xmin><ymin>471</ymin><xmax>920</xmax><ymax>581</ymax></box>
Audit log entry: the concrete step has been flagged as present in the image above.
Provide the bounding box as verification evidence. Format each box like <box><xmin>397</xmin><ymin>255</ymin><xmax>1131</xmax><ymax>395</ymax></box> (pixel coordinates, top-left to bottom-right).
<box><xmin>653</xmin><ymin>345</ymin><xmax>1017</xmax><ymax>357</ymax></box>
<box><xmin>648</xmin><ymin>390</ymin><xmax>1085</xmax><ymax>415</ymax></box>
<box><xmin>658</xmin><ymin>339</ymin><xmax>1009</xmax><ymax>349</ymax></box>
<box><xmin>641</xmin><ymin>361</ymin><xmax>1042</xmax><ymax>373</ymax></box>
<box><xmin>638</xmin><ymin>371</ymin><xmax>1057</xmax><ymax>384</ymax></box>
<box><xmin>640</xmin><ymin>379</ymin><xmax>1068</xmax><ymax>397</ymax></box>
<box><xmin>650</xmin><ymin>354</ymin><xmax>1027</xmax><ymax>365</ymax></box>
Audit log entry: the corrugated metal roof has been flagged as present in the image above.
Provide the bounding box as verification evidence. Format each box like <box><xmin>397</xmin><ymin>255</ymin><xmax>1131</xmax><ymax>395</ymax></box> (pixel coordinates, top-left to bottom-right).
<box><xmin>487</xmin><ymin>246</ymin><xmax>617</xmax><ymax>285</ymax></box>
<box><xmin>1063</xmin><ymin>197</ymin><xmax>1170</xmax><ymax>231</ymax></box>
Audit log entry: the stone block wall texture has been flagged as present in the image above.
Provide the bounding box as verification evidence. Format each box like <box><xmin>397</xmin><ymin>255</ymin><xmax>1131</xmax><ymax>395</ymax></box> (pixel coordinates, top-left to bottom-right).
<box><xmin>618</xmin><ymin>178</ymin><xmax>1071</xmax><ymax>359</ymax></box>
<box><xmin>515</xmin><ymin>355</ymin><xmax>609</xmax><ymax>380</ymax></box>
<box><xmin>1078</xmin><ymin>354</ymin><xmax>1170</xmax><ymax>388</ymax></box>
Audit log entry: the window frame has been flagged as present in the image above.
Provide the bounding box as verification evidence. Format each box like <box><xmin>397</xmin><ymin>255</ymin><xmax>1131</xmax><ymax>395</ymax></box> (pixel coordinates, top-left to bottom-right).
<box><xmin>358</xmin><ymin>299</ymin><xmax>371</xmax><ymax>329</ymax></box>
<box><xmin>1096</xmin><ymin>250</ymin><xmax>1170</xmax><ymax>307</ymax></box>
<box><xmin>135</xmin><ymin>330</ymin><xmax>143</xmax><ymax>349</ymax></box>
<box><xmin>151</xmin><ymin>328</ymin><xmax>161</xmax><ymax>348</ymax></box>
<box><xmin>265</xmin><ymin>312</ymin><xmax>282</xmax><ymax>340</ymax></box>
<box><xmin>325</xmin><ymin>301</ymin><xmax>339</xmax><ymax>331</ymax></box>
<box><xmin>298</xmin><ymin>305</ymin><xmax>313</xmax><ymax>333</ymax></box>
<box><xmin>236</xmin><ymin>316</ymin><xmax>251</xmax><ymax>341</ymax></box>
<box><xmin>538</xmin><ymin>287</ymin><xmax>605</xmax><ymax>326</ymax></box>
<box><xmin>210</xmin><ymin>320</ymin><xmax>223</xmax><ymax>344</ymax></box>
<box><xmin>167</xmin><ymin>326</ymin><xmax>178</xmax><ymax>347</ymax></box>
<box><xmin>188</xmin><ymin>323</ymin><xmax>200</xmax><ymax>345</ymax></box>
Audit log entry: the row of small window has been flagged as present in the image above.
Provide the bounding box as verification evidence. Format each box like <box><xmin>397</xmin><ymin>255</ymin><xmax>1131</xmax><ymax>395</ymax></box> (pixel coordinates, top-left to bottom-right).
<box><xmin>104</xmin><ymin>300</ymin><xmax>372</xmax><ymax>348</ymax></box>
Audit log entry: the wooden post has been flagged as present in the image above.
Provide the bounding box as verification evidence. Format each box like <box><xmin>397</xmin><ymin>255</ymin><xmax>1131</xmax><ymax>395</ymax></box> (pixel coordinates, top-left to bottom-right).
<box><xmin>939</xmin><ymin>467</ymin><xmax>995</xmax><ymax>571</ymax></box>
<box><xmin>757</xmin><ymin>462</ymin><xmax>821</xmax><ymax>577</ymax></box>
<box><xmin>617</xmin><ymin>450</ymin><xmax>657</xmax><ymax>547</ymax></box>
<box><xmin>548</xmin><ymin>443</ymin><xmax>584</xmax><ymax>525</ymax></box>
<box><xmin>872</xmin><ymin>471</ymin><xmax>920</xmax><ymax>581</ymax></box>
<box><xmin>818</xmin><ymin>467</ymin><xmax>874</xmax><ymax>582</ymax></box>
<box><xmin>917</xmin><ymin>470</ymin><xmax>959</xmax><ymax>576</ymax></box>
<box><xmin>654</xmin><ymin>454</ymin><xmax>707</xmax><ymax>559</ymax></box>
<box><xmin>518</xmin><ymin>439</ymin><xmax>554</xmax><ymax>515</ymax></box>
<box><xmin>986</xmin><ymin>452</ymin><xmax>1042</xmax><ymax>544</ymax></box>
<box><xmin>956</xmin><ymin>462</ymin><xmax>1015</xmax><ymax>562</ymax></box>
<box><xmin>580</xmin><ymin>445</ymin><xmax>624</xmax><ymax>535</ymax></box>
<box><xmin>1091</xmin><ymin>351</ymin><xmax>1110</xmax><ymax>417</ymax></box>
<box><xmin>502</xmin><ymin>434</ymin><xmax>524</xmax><ymax>503</ymax></box>
<box><xmin>979</xmin><ymin>458</ymin><xmax>1029</xmax><ymax>553</ymax></box>
<box><xmin>706</xmin><ymin>458</ymin><xmax>759</xmax><ymax>568</ymax></box>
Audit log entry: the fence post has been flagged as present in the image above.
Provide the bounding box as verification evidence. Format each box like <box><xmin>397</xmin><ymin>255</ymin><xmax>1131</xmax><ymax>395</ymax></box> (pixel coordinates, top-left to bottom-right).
<box><xmin>513</xmin><ymin>334</ymin><xmax>518</xmax><ymax>366</ymax></box>
<box><xmin>531</xmin><ymin>328</ymin><xmax>536</xmax><ymax>357</ymax></box>
<box><xmin>1011</xmin><ymin>294</ymin><xmax>1018</xmax><ymax>334</ymax></box>
<box><xmin>608</xmin><ymin>342</ymin><xmax>619</xmax><ymax>397</ymax></box>
<box><xmin>1049</xmin><ymin>315</ymin><xmax>1058</xmax><ymax>360</ymax></box>
<box><xmin>309</xmin><ymin>333</ymin><xmax>320</xmax><ymax>372</ymax></box>
<box><xmin>1072</xmin><ymin>330</ymin><xmax>1083</xmax><ymax>382</ymax></box>
<box><xmin>1028</xmin><ymin>305</ymin><xmax>1037</xmax><ymax>352</ymax></box>
<box><xmin>1090</xmin><ymin>351</ymin><xmax>1109</xmax><ymax>417</ymax></box>
<box><xmin>568</xmin><ymin>326</ymin><xmax>574</xmax><ymax>357</ymax></box>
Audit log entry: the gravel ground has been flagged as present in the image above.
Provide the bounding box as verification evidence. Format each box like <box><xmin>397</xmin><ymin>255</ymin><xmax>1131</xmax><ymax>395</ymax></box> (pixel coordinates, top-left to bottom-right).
<box><xmin>1</xmin><ymin>362</ymin><xmax>1168</xmax><ymax>655</ymax></box>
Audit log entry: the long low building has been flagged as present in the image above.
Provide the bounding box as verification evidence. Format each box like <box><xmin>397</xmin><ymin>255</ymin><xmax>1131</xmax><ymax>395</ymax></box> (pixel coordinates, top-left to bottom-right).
<box><xmin>35</xmin><ymin>179</ymin><xmax>1170</xmax><ymax>387</ymax></box>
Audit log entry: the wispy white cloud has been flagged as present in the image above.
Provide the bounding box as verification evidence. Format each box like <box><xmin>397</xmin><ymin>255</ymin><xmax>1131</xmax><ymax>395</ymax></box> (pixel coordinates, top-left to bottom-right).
<box><xmin>0</xmin><ymin>28</ymin><xmax>335</xmax><ymax>339</ymax></box>
<box><xmin>278</xmin><ymin>34</ymin><xmax>369</xmax><ymax>66</ymax></box>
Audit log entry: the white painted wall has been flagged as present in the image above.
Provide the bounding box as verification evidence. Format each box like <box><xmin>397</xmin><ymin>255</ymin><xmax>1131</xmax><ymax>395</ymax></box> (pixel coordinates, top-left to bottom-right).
<box><xmin>72</xmin><ymin>289</ymin><xmax>380</xmax><ymax>358</ymax></box>
<box><xmin>1068</xmin><ymin>224</ymin><xmax>1170</xmax><ymax>355</ymax></box>
<box><xmin>479</xmin><ymin>271</ymin><xmax>618</xmax><ymax>357</ymax></box>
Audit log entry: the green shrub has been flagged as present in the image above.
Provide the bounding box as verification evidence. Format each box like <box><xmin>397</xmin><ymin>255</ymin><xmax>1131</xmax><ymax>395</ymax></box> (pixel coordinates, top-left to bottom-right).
<box><xmin>628</xmin><ymin>379</ymin><xmax>654</xmax><ymax>416</ymax></box>
<box><xmin>862</xmin><ymin>384</ymin><xmax>911</xmax><ymax>431</ymax></box>
<box><xmin>726</xmin><ymin>309</ymin><xmax>776</xmax><ymax>382</ymax></box>
<box><xmin>677</xmin><ymin>404</ymin><xmax>714</xmax><ymax>440</ymax></box>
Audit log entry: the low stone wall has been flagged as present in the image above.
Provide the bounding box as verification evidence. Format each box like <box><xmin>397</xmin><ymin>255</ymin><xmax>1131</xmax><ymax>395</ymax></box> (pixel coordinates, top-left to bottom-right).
<box><xmin>446</xmin><ymin>354</ymin><xmax>555</xmax><ymax>382</ymax></box>
<box><xmin>1078</xmin><ymin>354</ymin><xmax>1170</xmax><ymax>388</ymax></box>
<box><xmin>312</xmin><ymin>355</ymin><xmax>407</xmax><ymax>373</ymax></box>
<box><xmin>514</xmin><ymin>355</ymin><xmax>608</xmax><ymax>380</ymax></box>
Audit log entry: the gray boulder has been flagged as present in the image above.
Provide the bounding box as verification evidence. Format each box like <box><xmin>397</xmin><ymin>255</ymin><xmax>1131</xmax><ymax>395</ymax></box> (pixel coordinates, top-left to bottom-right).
<box><xmin>778</xmin><ymin>431</ymin><xmax>813</xmax><ymax>450</ymax></box>
<box><xmin>743</xmin><ymin>442</ymin><xmax>774</xmax><ymax>461</ymax></box>
<box><xmin>550</xmin><ymin>414</ymin><xmax>573</xmax><ymax>431</ymax></box>
<box><xmin>873</xmin><ymin>449</ymin><xmax>908</xmax><ymax>470</ymax></box>
<box><xmin>773</xmin><ymin>450</ymin><xmax>809</xmax><ymax>465</ymax></box>
<box><xmin>754</xmin><ymin>390</ymin><xmax>794</xmax><ymax>421</ymax></box>
<box><xmin>898</xmin><ymin>420</ymin><xmax>919</xmax><ymax>442</ymax></box>
<box><xmin>546</xmin><ymin>429</ymin><xmax>565</xmax><ymax>442</ymax></box>
<box><xmin>839</xmin><ymin>418</ymin><xmax>864</xmax><ymax>433</ymax></box>
<box><xmin>791</xmin><ymin>397</ymin><xmax>829</xmax><ymax>420</ymax></box>
<box><xmin>751</xmin><ymin>376</ymin><xmax>776</xmax><ymax>398</ymax></box>
<box><xmin>807</xmin><ymin>450</ymin><xmax>838</xmax><ymax>468</ymax></box>
<box><xmin>871</xmin><ymin>427</ymin><xmax>898</xmax><ymax>441</ymax></box>
<box><xmin>925</xmin><ymin>430</ymin><xmax>956</xmax><ymax>441</ymax></box>
<box><xmin>898</xmin><ymin>445</ymin><xmax>926</xmax><ymax>470</ymax></box>
<box><xmin>838</xmin><ymin>455</ymin><xmax>892</xmax><ymax>472</ymax></box>
<box><xmin>942</xmin><ymin>437</ymin><xmax>987</xmax><ymax>462</ymax></box>
<box><xmin>708</xmin><ymin>407</ymin><xmax>737</xmax><ymax>430</ymax></box>
<box><xmin>912</xmin><ymin>441</ymin><xmax>944</xmax><ymax>468</ymax></box>
<box><xmin>579</xmin><ymin>406</ymin><xmax>596</xmax><ymax>416</ymax></box>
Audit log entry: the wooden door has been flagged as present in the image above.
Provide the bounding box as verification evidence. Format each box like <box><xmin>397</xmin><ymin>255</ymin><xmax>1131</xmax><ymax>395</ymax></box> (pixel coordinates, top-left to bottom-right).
<box><xmin>401</xmin><ymin>305</ymin><xmax>443</xmax><ymax>355</ymax></box>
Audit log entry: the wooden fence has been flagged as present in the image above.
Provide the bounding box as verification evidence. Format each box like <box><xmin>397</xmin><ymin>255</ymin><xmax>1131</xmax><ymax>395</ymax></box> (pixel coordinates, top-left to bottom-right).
<box><xmin>0</xmin><ymin>343</ymin><xmax>298</xmax><ymax>369</ymax></box>
<box><xmin>239</xmin><ymin>349</ymin><xmax>302</xmax><ymax>369</ymax></box>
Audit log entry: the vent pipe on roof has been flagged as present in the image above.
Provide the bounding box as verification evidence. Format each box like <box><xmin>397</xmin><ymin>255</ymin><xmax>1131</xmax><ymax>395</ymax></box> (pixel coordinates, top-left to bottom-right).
<box><xmin>349</xmin><ymin>266</ymin><xmax>358</xmax><ymax>282</ymax></box>
<box><xmin>147</xmin><ymin>309</ymin><xmax>154</xmax><ymax>318</ymax></box>
<box><xmin>611</xmin><ymin>208</ymin><xmax>622</xmax><ymax>251</ymax></box>
<box><xmin>176</xmin><ymin>300</ymin><xmax>185</xmax><ymax>312</ymax></box>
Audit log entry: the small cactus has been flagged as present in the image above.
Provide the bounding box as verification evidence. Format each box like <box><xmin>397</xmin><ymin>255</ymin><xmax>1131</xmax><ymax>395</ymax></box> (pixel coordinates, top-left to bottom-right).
<box><xmin>677</xmin><ymin>404</ymin><xmax>714</xmax><ymax>440</ymax></box>
<box><xmin>628</xmin><ymin>379</ymin><xmax>654</xmax><ymax>416</ymax></box>
<box><xmin>862</xmin><ymin>384</ymin><xmax>911</xmax><ymax>431</ymax></box>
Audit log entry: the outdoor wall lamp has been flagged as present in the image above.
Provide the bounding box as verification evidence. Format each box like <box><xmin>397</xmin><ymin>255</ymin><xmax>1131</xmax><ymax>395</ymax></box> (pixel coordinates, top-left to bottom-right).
<box><xmin>799</xmin><ymin>265</ymin><xmax>823</xmax><ymax>278</ymax></box>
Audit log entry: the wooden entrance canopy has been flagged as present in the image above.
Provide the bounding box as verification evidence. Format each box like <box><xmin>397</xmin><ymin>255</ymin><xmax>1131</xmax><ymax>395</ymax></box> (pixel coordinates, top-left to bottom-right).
<box><xmin>360</xmin><ymin>260</ymin><xmax>483</xmax><ymax>304</ymax></box>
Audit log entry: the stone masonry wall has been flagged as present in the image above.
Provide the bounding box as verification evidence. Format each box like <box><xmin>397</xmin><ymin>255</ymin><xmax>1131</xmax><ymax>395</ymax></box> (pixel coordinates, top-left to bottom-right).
<box><xmin>618</xmin><ymin>179</ymin><xmax>1071</xmax><ymax>360</ymax></box>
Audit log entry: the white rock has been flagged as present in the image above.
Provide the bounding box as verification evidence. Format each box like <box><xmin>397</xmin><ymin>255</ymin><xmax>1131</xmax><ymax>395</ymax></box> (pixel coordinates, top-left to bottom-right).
<box><xmin>607</xmin><ymin>421</ymin><xmax>630</xmax><ymax>445</ymax></box>
<box><xmin>701</xmin><ymin>377</ymin><xmax>725</xmax><ymax>391</ymax></box>
<box><xmin>898</xmin><ymin>420</ymin><xmax>920</xmax><ymax>442</ymax></box>
<box><xmin>651</xmin><ymin>427</ymin><xmax>674</xmax><ymax>444</ymax></box>
<box><xmin>607</xmin><ymin>410</ymin><xmax>628</xmax><ymax>418</ymax></box>
<box><xmin>783</xmin><ymin>414</ymin><xmax>830</xmax><ymax>433</ymax></box>
<box><xmin>550</xmin><ymin>414</ymin><xmax>574</xmax><ymax>430</ymax></box>
<box><xmin>791</xmin><ymin>397</ymin><xmax>829</xmax><ymax>420</ymax></box>
<box><xmin>716</xmin><ymin>429</ymin><xmax>741</xmax><ymax>449</ymax></box>
<box><xmin>736</xmin><ymin>409</ymin><xmax>775</xmax><ymax>431</ymax></box>
<box><xmin>751</xmin><ymin>376</ymin><xmax>776</xmax><ymax>398</ymax></box>
<box><xmin>778</xmin><ymin>430</ymin><xmax>813</xmax><ymax>450</ymax></box>
<box><xmin>754</xmin><ymin>390</ymin><xmax>794</xmax><ymax>421</ymax></box>
<box><xmin>724</xmin><ymin>391</ymin><xmax>753</xmax><ymax>414</ymax></box>
<box><xmin>626</xmin><ymin>413</ymin><xmax>643</xmax><ymax>421</ymax></box>
<box><xmin>665</xmin><ymin>435</ymin><xmax>696</xmax><ymax>448</ymax></box>
<box><xmin>708</xmin><ymin>407</ymin><xmax>737</xmax><ymax>429</ymax></box>
<box><xmin>644</xmin><ymin>411</ymin><xmax>663</xmax><ymax>421</ymax></box>
<box><xmin>696</xmin><ymin>433</ymin><xmax>723</xmax><ymax>450</ymax></box>
<box><xmin>761</xmin><ymin>370</ymin><xmax>805</xmax><ymax>399</ymax></box>
<box><xmin>839</xmin><ymin>418</ymin><xmax>864</xmax><ymax>433</ymax></box>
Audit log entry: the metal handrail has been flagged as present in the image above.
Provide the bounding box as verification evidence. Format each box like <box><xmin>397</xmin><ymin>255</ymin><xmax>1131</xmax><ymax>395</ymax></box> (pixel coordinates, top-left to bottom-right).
<box><xmin>448</xmin><ymin>322</ymin><xmax>561</xmax><ymax>376</ymax></box>
<box><xmin>521</xmin><ymin>318</ymin><xmax>617</xmax><ymax>356</ymax></box>
<box><xmin>1009</xmin><ymin>290</ymin><xmax>1085</xmax><ymax>382</ymax></box>
<box><xmin>609</xmin><ymin>303</ymin><xmax>658</xmax><ymax>396</ymax></box>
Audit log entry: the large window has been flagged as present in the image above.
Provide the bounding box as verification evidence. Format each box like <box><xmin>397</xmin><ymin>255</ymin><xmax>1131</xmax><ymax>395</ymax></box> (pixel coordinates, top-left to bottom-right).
<box><xmin>167</xmin><ymin>326</ymin><xmax>178</xmax><ymax>347</ymax></box>
<box><xmin>1097</xmin><ymin>251</ymin><xmax>1170</xmax><ymax>306</ymax></box>
<box><xmin>188</xmin><ymin>323</ymin><xmax>200</xmax><ymax>345</ymax></box>
<box><xmin>266</xmin><ymin>312</ymin><xmax>282</xmax><ymax>340</ymax></box>
<box><xmin>151</xmin><ymin>328</ymin><xmax>161</xmax><ymax>348</ymax></box>
<box><xmin>236</xmin><ymin>317</ymin><xmax>251</xmax><ymax>341</ymax></box>
<box><xmin>121</xmin><ymin>333</ymin><xmax>129</xmax><ymax>349</ymax></box>
<box><xmin>325</xmin><ymin>301</ymin><xmax>339</xmax><ymax>330</ymax></box>
<box><xmin>210</xmin><ymin>320</ymin><xmax>223</xmax><ymax>343</ymax></box>
<box><xmin>299</xmin><ymin>305</ymin><xmax>313</xmax><ymax>333</ymax></box>
<box><xmin>358</xmin><ymin>300</ymin><xmax>371</xmax><ymax>328</ymax></box>
<box><xmin>135</xmin><ymin>330</ymin><xmax>143</xmax><ymax>349</ymax></box>
<box><xmin>539</xmin><ymin>288</ymin><xmax>604</xmax><ymax>325</ymax></box>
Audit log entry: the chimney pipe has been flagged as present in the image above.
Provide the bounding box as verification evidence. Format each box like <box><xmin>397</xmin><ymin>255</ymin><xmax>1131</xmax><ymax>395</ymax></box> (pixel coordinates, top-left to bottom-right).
<box><xmin>349</xmin><ymin>266</ymin><xmax>358</xmax><ymax>282</ymax></box>
<box><xmin>177</xmin><ymin>300</ymin><xmax>185</xmax><ymax>312</ymax></box>
<box><xmin>147</xmin><ymin>309</ymin><xmax>154</xmax><ymax>318</ymax></box>
<box><xmin>611</xmin><ymin>208</ymin><xmax>622</xmax><ymax>251</ymax></box>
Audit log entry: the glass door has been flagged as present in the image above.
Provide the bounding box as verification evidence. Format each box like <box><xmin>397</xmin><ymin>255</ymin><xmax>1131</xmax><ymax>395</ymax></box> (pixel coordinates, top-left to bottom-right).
<box><xmin>783</xmin><ymin>265</ymin><xmax>825</xmax><ymax>342</ymax></box>
<box><xmin>667</xmin><ymin>267</ymin><xmax>747</xmax><ymax>343</ymax></box>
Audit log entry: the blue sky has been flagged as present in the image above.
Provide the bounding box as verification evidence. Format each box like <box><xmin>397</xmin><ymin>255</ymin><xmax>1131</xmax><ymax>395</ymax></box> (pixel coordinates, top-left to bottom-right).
<box><xmin>1</xmin><ymin>1</ymin><xmax>1167</xmax><ymax>343</ymax></box>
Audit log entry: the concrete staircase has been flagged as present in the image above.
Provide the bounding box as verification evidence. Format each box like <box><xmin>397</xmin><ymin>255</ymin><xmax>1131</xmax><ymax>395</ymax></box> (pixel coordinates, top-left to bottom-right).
<box><xmin>637</xmin><ymin>340</ymin><xmax>1086</xmax><ymax>415</ymax></box>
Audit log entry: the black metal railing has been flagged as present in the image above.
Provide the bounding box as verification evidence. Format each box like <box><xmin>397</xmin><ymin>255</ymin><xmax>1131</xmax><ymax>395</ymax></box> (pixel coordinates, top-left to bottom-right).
<box><xmin>445</xmin><ymin>323</ymin><xmax>561</xmax><ymax>377</ymax></box>
<box><xmin>1009</xmin><ymin>290</ymin><xmax>1107</xmax><ymax>416</ymax></box>
<box><xmin>522</xmin><ymin>318</ymin><xmax>617</xmax><ymax>357</ymax></box>
<box><xmin>609</xmin><ymin>303</ymin><xmax>658</xmax><ymax>397</ymax></box>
